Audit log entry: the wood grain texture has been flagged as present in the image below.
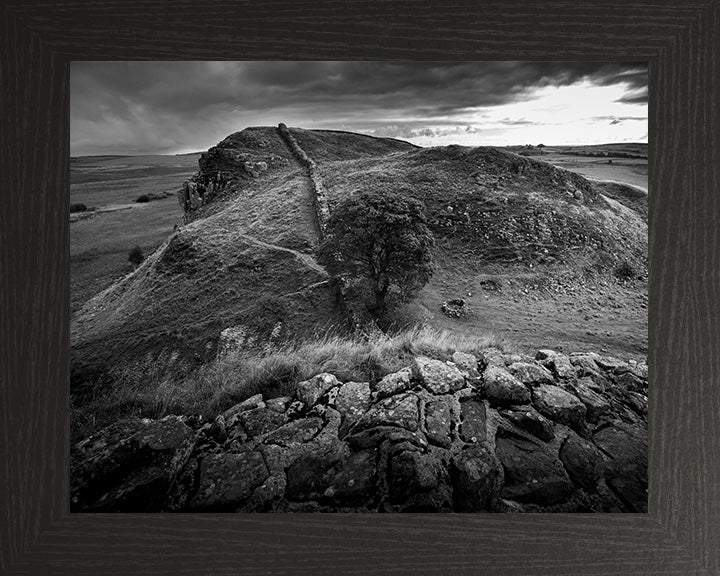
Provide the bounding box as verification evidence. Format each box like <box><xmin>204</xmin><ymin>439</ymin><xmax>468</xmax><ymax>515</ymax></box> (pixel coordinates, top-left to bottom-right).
<box><xmin>1</xmin><ymin>0</ymin><xmax>718</xmax><ymax>574</ymax></box>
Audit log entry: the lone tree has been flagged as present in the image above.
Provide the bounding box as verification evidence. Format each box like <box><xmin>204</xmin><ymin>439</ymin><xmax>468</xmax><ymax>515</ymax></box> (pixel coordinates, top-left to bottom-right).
<box><xmin>319</xmin><ymin>190</ymin><xmax>434</xmax><ymax>314</ymax></box>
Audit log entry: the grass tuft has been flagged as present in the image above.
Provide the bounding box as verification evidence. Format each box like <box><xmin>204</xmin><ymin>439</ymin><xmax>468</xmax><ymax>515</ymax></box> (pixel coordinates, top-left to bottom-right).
<box><xmin>70</xmin><ymin>325</ymin><xmax>509</xmax><ymax>441</ymax></box>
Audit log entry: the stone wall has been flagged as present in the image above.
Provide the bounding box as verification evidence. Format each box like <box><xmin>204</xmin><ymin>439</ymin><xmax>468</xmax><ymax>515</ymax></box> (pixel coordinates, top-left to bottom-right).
<box><xmin>71</xmin><ymin>348</ymin><xmax>648</xmax><ymax>513</ymax></box>
<box><xmin>277</xmin><ymin>123</ymin><xmax>380</xmax><ymax>336</ymax></box>
<box><xmin>277</xmin><ymin>123</ymin><xmax>332</xmax><ymax>238</ymax></box>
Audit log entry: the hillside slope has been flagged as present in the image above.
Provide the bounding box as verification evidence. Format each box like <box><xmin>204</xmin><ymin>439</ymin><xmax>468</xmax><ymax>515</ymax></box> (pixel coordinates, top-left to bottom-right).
<box><xmin>71</xmin><ymin>126</ymin><xmax>647</xmax><ymax>385</ymax></box>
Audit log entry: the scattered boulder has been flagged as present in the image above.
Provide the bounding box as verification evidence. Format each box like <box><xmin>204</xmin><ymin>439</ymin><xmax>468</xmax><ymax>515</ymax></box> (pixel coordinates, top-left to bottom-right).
<box><xmin>237</xmin><ymin>406</ymin><xmax>286</xmax><ymax>438</ymax></box>
<box><xmin>568</xmin><ymin>378</ymin><xmax>610</xmax><ymax>423</ymax></box>
<box><xmin>286</xmin><ymin>443</ymin><xmax>348</xmax><ymax>502</ymax></box>
<box><xmin>441</xmin><ymin>298</ymin><xmax>466</xmax><ymax>318</ymax></box>
<box><xmin>335</xmin><ymin>381</ymin><xmax>371</xmax><ymax>433</ymax></box>
<box><xmin>373</xmin><ymin>367</ymin><xmax>412</xmax><ymax>399</ymax></box>
<box><xmin>450</xmin><ymin>444</ymin><xmax>504</xmax><ymax>511</ymax></box>
<box><xmin>496</xmin><ymin>434</ymin><xmax>574</xmax><ymax>505</ymax></box>
<box><xmin>560</xmin><ymin>433</ymin><xmax>605</xmax><ymax>490</ymax></box>
<box><xmin>499</xmin><ymin>406</ymin><xmax>555</xmax><ymax>442</ymax></box>
<box><xmin>459</xmin><ymin>398</ymin><xmax>487</xmax><ymax>443</ymax></box>
<box><xmin>223</xmin><ymin>393</ymin><xmax>264</xmax><ymax>420</ymax></box>
<box><xmin>353</xmin><ymin>393</ymin><xmax>420</xmax><ymax>432</ymax></box>
<box><xmin>190</xmin><ymin>451</ymin><xmax>268</xmax><ymax>511</ymax></box>
<box><xmin>507</xmin><ymin>361</ymin><xmax>554</xmax><ymax>385</ymax></box>
<box><xmin>388</xmin><ymin>450</ymin><xmax>452</xmax><ymax>511</ymax></box>
<box><xmin>451</xmin><ymin>351</ymin><xmax>478</xmax><ymax>372</ymax></box>
<box><xmin>532</xmin><ymin>384</ymin><xmax>586</xmax><ymax>431</ymax></box>
<box><xmin>425</xmin><ymin>397</ymin><xmax>455</xmax><ymax>448</ymax></box>
<box><xmin>483</xmin><ymin>365</ymin><xmax>531</xmax><ymax>406</ymax></box>
<box><xmin>71</xmin><ymin>416</ymin><xmax>194</xmax><ymax>512</ymax></box>
<box><xmin>477</xmin><ymin>347</ymin><xmax>506</xmax><ymax>369</ymax></box>
<box><xmin>411</xmin><ymin>356</ymin><xmax>465</xmax><ymax>394</ymax></box>
<box><xmin>296</xmin><ymin>373</ymin><xmax>339</xmax><ymax>407</ymax></box>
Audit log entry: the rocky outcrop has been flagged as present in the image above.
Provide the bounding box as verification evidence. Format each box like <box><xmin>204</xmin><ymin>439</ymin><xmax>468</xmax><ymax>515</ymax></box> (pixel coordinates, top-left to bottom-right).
<box><xmin>71</xmin><ymin>349</ymin><xmax>648</xmax><ymax>513</ymax></box>
<box><xmin>177</xmin><ymin>128</ymin><xmax>291</xmax><ymax>221</ymax></box>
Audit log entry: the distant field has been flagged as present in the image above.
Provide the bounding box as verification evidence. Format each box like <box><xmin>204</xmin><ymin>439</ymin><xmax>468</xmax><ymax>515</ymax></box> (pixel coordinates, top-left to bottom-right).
<box><xmin>504</xmin><ymin>143</ymin><xmax>648</xmax><ymax>192</ymax></box>
<box><xmin>70</xmin><ymin>154</ymin><xmax>200</xmax><ymax>311</ymax></box>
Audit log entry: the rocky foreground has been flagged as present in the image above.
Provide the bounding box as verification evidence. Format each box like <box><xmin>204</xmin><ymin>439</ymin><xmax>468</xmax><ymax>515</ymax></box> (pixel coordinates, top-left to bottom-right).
<box><xmin>71</xmin><ymin>349</ymin><xmax>648</xmax><ymax>513</ymax></box>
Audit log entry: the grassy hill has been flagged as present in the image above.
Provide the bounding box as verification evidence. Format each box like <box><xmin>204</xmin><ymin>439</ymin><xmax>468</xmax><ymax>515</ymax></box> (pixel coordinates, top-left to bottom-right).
<box><xmin>70</xmin><ymin>127</ymin><xmax>647</xmax><ymax>435</ymax></box>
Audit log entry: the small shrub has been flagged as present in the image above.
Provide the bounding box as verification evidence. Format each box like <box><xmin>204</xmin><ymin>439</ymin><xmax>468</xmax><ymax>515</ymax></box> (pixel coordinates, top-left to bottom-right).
<box><xmin>136</xmin><ymin>194</ymin><xmax>150</xmax><ymax>203</ymax></box>
<box><xmin>614</xmin><ymin>260</ymin><xmax>636</xmax><ymax>281</ymax></box>
<box><xmin>128</xmin><ymin>245</ymin><xmax>145</xmax><ymax>266</ymax></box>
<box><xmin>69</xmin><ymin>203</ymin><xmax>87</xmax><ymax>213</ymax></box>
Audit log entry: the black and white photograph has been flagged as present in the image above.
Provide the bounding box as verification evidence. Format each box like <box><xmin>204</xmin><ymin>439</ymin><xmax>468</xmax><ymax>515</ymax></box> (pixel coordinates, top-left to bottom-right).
<box><xmin>69</xmin><ymin>61</ymin><xmax>648</xmax><ymax>513</ymax></box>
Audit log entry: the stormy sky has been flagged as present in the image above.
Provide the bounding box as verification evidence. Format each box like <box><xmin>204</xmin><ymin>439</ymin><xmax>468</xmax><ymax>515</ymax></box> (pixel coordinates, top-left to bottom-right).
<box><xmin>71</xmin><ymin>61</ymin><xmax>648</xmax><ymax>156</ymax></box>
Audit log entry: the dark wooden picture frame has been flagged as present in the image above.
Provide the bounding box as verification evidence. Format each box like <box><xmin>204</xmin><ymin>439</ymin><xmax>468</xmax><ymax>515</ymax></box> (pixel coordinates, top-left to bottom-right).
<box><xmin>1</xmin><ymin>1</ymin><xmax>718</xmax><ymax>574</ymax></box>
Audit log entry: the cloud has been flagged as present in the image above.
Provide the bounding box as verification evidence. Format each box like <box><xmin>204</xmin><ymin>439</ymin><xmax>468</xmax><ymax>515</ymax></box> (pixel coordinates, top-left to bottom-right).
<box><xmin>71</xmin><ymin>61</ymin><xmax>648</xmax><ymax>155</ymax></box>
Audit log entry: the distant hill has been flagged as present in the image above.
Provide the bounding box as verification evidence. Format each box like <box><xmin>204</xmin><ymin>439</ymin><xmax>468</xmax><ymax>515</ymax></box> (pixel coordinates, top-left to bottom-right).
<box><xmin>71</xmin><ymin>126</ymin><xmax>647</xmax><ymax>386</ymax></box>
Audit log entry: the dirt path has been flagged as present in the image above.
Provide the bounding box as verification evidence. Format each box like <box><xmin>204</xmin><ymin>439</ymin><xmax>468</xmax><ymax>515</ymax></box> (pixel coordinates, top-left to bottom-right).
<box><xmin>234</xmin><ymin>232</ymin><xmax>328</xmax><ymax>277</ymax></box>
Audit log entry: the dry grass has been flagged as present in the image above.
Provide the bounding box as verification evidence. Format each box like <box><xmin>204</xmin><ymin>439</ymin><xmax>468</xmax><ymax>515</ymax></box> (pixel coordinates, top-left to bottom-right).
<box><xmin>70</xmin><ymin>324</ymin><xmax>509</xmax><ymax>441</ymax></box>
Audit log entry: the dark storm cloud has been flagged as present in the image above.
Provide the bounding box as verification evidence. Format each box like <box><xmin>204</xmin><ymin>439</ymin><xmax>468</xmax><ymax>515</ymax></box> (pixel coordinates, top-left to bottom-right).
<box><xmin>71</xmin><ymin>61</ymin><xmax>648</xmax><ymax>155</ymax></box>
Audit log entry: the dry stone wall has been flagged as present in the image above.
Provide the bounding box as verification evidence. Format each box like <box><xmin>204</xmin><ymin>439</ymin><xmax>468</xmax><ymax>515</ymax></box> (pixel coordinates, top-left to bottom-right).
<box><xmin>277</xmin><ymin>123</ymin><xmax>381</xmax><ymax>336</ymax></box>
<box><xmin>71</xmin><ymin>348</ymin><xmax>648</xmax><ymax>513</ymax></box>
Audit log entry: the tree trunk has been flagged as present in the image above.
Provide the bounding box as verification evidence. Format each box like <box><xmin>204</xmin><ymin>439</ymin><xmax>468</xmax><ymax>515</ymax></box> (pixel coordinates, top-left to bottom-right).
<box><xmin>374</xmin><ymin>283</ymin><xmax>389</xmax><ymax>314</ymax></box>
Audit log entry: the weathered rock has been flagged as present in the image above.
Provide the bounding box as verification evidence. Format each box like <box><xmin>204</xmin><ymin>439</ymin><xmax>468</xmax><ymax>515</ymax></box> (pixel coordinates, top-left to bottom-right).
<box><xmin>411</xmin><ymin>356</ymin><xmax>465</xmax><ymax>394</ymax></box>
<box><xmin>532</xmin><ymin>384</ymin><xmax>586</xmax><ymax>430</ymax></box>
<box><xmin>208</xmin><ymin>414</ymin><xmax>227</xmax><ymax>442</ymax></box>
<box><xmin>223</xmin><ymin>393</ymin><xmax>264</xmax><ymax>420</ymax></box>
<box><xmin>616</xmin><ymin>371</ymin><xmax>647</xmax><ymax>393</ymax></box>
<box><xmin>441</xmin><ymin>298</ymin><xmax>466</xmax><ymax>318</ymax></box>
<box><xmin>459</xmin><ymin>398</ymin><xmax>487</xmax><ymax>443</ymax></box>
<box><xmin>496</xmin><ymin>434</ymin><xmax>574</xmax><ymax>505</ymax></box>
<box><xmin>535</xmin><ymin>349</ymin><xmax>558</xmax><ymax>361</ymax></box>
<box><xmin>296</xmin><ymin>373</ymin><xmax>340</xmax><ymax>407</ymax></box>
<box><xmin>450</xmin><ymin>444</ymin><xmax>504</xmax><ymax>511</ymax></box>
<box><xmin>71</xmin><ymin>349</ymin><xmax>647</xmax><ymax>513</ymax></box>
<box><xmin>623</xmin><ymin>391</ymin><xmax>648</xmax><ymax>416</ymax></box>
<box><xmin>560</xmin><ymin>433</ymin><xmax>604</xmax><ymax>490</ymax></box>
<box><xmin>544</xmin><ymin>353</ymin><xmax>575</xmax><ymax>379</ymax></box>
<box><xmin>483</xmin><ymin>365</ymin><xmax>531</xmax><ymax>406</ymax></box>
<box><xmin>335</xmin><ymin>381</ymin><xmax>371</xmax><ymax>428</ymax></box>
<box><xmin>265</xmin><ymin>396</ymin><xmax>292</xmax><ymax>413</ymax></box>
<box><xmin>499</xmin><ymin>406</ymin><xmax>555</xmax><ymax>442</ymax></box>
<box><xmin>389</xmin><ymin>450</ymin><xmax>452</xmax><ymax>511</ymax></box>
<box><xmin>344</xmin><ymin>426</ymin><xmax>428</xmax><ymax>451</ymax></box>
<box><xmin>325</xmin><ymin>448</ymin><xmax>378</xmax><ymax>506</ymax></box>
<box><xmin>71</xmin><ymin>416</ymin><xmax>194</xmax><ymax>512</ymax></box>
<box><xmin>286</xmin><ymin>442</ymin><xmax>348</xmax><ymax>501</ymax></box>
<box><xmin>374</xmin><ymin>367</ymin><xmax>412</xmax><ymax>399</ymax></box>
<box><xmin>263</xmin><ymin>417</ymin><xmax>323</xmax><ymax>447</ymax></box>
<box><xmin>478</xmin><ymin>347</ymin><xmax>506</xmax><ymax>369</ymax></box>
<box><xmin>237</xmin><ymin>407</ymin><xmax>286</xmax><ymax>438</ymax></box>
<box><xmin>451</xmin><ymin>351</ymin><xmax>478</xmax><ymax>372</ymax></box>
<box><xmin>595</xmin><ymin>356</ymin><xmax>629</xmax><ymax>373</ymax></box>
<box><xmin>354</xmin><ymin>393</ymin><xmax>420</xmax><ymax>432</ymax></box>
<box><xmin>425</xmin><ymin>398</ymin><xmax>455</xmax><ymax>448</ymax></box>
<box><xmin>569</xmin><ymin>378</ymin><xmax>610</xmax><ymax>423</ymax></box>
<box><xmin>285</xmin><ymin>400</ymin><xmax>305</xmax><ymax>419</ymax></box>
<box><xmin>190</xmin><ymin>451</ymin><xmax>268</xmax><ymax>510</ymax></box>
<box><xmin>569</xmin><ymin>353</ymin><xmax>601</xmax><ymax>375</ymax></box>
<box><xmin>507</xmin><ymin>362</ymin><xmax>554</xmax><ymax>385</ymax></box>
<box><xmin>629</xmin><ymin>362</ymin><xmax>648</xmax><ymax>380</ymax></box>
<box><xmin>593</xmin><ymin>422</ymin><xmax>648</xmax><ymax>512</ymax></box>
